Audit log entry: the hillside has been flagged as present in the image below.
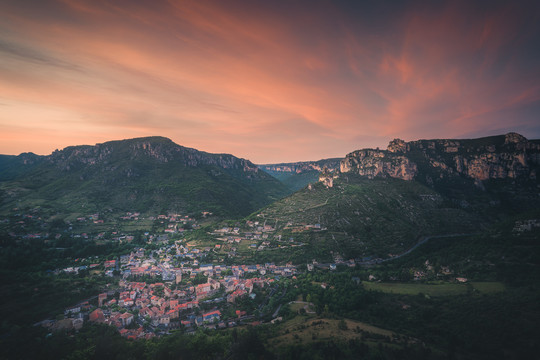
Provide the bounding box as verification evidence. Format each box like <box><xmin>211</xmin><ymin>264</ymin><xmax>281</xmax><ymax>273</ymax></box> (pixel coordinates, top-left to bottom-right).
<box><xmin>0</xmin><ymin>153</ymin><xmax>44</xmax><ymax>181</ymax></box>
<box><xmin>0</xmin><ymin>137</ymin><xmax>288</xmax><ymax>220</ymax></box>
<box><xmin>250</xmin><ymin>175</ymin><xmax>482</xmax><ymax>263</ymax></box>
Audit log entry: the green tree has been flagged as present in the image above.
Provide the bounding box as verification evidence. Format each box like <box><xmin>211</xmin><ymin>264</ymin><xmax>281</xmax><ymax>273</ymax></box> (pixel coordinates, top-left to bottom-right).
<box><xmin>192</xmin><ymin>273</ymin><xmax>208</xmax><ymax>285</ymax></box>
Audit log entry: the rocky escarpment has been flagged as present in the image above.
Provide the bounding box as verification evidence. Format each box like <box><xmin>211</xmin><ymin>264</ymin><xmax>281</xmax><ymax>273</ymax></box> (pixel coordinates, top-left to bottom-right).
<box><xmin>0</xmin><ymin>136</ymin><xmax>287</xmax><ymax>217</ymax></box>
<box><xmin>340</xmin><ymin>133</ymin><xmax>540</xmax><ymax>183</ymax></box>
<box><xmin>340</xmin><ymin>149</ymin><xmax>417</xmax><ymax>180</ymax></box>
<box><xmin>46</xmin><ymin>137</ymin><xmax>260</xmax><ymax>174</ymax></box>
<box><xmin>258</xmin><ymin>158</ymin><xmax>342</xmax><ymax>174</ymax></box>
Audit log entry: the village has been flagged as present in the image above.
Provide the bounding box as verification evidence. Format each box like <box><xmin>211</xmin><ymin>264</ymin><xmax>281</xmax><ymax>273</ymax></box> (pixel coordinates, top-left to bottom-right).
<box><xmin>30</xmin><ymin>211</ymin><xmax>308</xmax><ymax>340</ymax></box>
<box><xmin>42</xmin><ymin>252</ymin><xmax>297</xmax><ymax>340</ymax></box>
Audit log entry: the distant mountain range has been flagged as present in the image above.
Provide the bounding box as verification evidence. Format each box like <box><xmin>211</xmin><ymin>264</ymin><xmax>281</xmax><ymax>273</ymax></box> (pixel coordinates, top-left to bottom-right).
<box><xmin>258</xmin><ymin>158</ymin><xmax>342</xmax><ymax>191</ymax></box>
<box><xmin>0</xmin><ymin>137</ymin><xmax>288</xmax><ymax>219</ymax></box>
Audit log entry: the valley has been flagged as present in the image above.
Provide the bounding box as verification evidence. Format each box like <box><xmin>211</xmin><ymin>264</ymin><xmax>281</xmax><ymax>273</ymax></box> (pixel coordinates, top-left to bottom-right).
<box><xmin>1</xmin><ymin>134</ymin><xmax>539</xmax><ymax>359</ymax></box>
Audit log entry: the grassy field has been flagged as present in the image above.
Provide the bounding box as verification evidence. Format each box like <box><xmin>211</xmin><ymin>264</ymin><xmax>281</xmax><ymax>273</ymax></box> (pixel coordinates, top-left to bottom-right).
<box><xmin>470</xmin><ymin>281</ymin><xmax>506</xmax><ymax>293</ymax></box>
<box><xmin>268</xmin><ymin>315</ymin><xmax>412</xmax><ymax>350</ymax></box>
<box><xmin>363</xmin><ymin>281</ymin><xmax>506</xmax><ymax>296</ymax></box>
<box><xmin>288</xmin><ymin>302</ymin><xmax>316</xmax><ymax>313</ymax></box>
<box><xmin>70</xmin><ymin>219</ymin><xmax>156</xmax><ymax>233</ymax></box>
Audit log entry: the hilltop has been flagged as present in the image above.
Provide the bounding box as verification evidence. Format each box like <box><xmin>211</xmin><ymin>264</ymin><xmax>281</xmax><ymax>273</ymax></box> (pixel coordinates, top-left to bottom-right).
<box><xmin>2</xmin><ymin>132</ymin><xmax>539</xmax><ymax>257</ymax></box>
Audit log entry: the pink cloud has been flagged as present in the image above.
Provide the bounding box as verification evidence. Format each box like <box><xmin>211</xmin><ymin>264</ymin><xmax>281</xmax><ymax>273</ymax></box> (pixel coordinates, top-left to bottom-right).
<box><xmin>0</xmin><ymin>0</ymin><xmax>538</xmax><ymax>162</ymax></box>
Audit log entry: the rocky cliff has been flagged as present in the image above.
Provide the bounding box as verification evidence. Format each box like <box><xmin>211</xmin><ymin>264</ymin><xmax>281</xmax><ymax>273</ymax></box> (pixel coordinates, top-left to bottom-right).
<box><xmin>340</xmin><ymin>149</ymin><xmax>417</xmax><ymax>180</ymax></box>
<box><xmin>340</xmin><ymin>133</ymin><xmax>540</xmax><ymax>184</ymax></box>
<box><xmin>258</xmin><ymin>158</ymin><xmax>342</xmax><ymax>174</ymax></box>
<box><xmin>47</xmin><ymin>137</ymin><xmax>260</xmax><ymax>174</ymax></box>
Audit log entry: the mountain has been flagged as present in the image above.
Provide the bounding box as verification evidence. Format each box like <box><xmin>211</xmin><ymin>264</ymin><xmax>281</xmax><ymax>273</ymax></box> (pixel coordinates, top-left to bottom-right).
<box><xmin>249</xmin><ymin>133</ymin><xmax>540</xmax><ymax>263</ymax></box>
<box><xmin>258</xmin><ymin>158</ymin><xmax>342</xmax><ymax>192</ymax></box>
<box><xmin>0</xmin><ymin>152</ymin><xmax>44</xmax><ymax>181</ymax></box>
<box><xmin>0</xmin><ymin>137</ymin><xmax>288</xmax><ymax>219</ymax></box>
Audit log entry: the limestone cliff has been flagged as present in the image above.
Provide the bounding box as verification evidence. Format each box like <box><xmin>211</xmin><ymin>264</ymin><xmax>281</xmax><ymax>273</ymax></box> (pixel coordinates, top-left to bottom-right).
<box><xmin>340</xmin><ymin>133</ymin><xmax>540</xmax><ymax>183</ymax></box>
<box><xmin>258</xmin><ymin>158</ymin><xmax>342</xmax><ymax>174</ymax></box>
<box><xmin>340</xmin><ymin>149</ymin><xmax>417</xmax><ymax>180</ymax></box>
<box><xmin>47</xmin><ymin>137</ymin><xmax>261</xmax><ymax>174</ymax></box>
<box><xmin>318</xmin><ymin>167</ymin><xmax>339</xmax><ymax>188</ymax></box>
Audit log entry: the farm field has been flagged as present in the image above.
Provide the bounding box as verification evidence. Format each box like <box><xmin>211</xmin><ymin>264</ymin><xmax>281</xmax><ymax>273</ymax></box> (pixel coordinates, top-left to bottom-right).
<box><xmin>362</xmin><ymin>281</ymin><xmax>505</xmax><ymax>296</ymax></box>
<box><xmin>268</xmin><ymin>315</ymin><xmax>409</xmax><ymax>349</ymax></box>
<box><xmin>469</xmin><ymin>282</ymin><xmax>506</xmax><ymax>294</ymax></box>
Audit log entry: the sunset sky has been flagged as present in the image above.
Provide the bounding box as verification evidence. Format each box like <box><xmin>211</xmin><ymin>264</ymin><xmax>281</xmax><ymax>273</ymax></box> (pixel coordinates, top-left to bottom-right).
<box><xmin>1</xmin><ymin>0</ymin><xmax>539</xmax><ymax>163</ymax></box>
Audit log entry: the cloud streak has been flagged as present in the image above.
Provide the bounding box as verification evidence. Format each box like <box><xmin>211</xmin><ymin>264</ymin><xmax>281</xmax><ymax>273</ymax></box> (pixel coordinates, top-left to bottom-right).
<box><xmin>0</xmin><ymin>0</ymin><xmax>539</xmax><ymax>162</ymax></box>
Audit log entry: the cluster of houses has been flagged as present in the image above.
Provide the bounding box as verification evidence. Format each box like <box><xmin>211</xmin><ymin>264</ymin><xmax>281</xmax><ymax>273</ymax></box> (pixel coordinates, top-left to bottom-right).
<box><xmin>408</xmin><ymin>260</ymin><xmax>467</xmax><ymax>282</ymax></box>
<box><xmin>3</xmin><ymin>209</ymin><xmax>53</xmax><ymax>240</ymax></box>
<box><xmin>76</xmin><ymin>213</ymin><xmax>104</xmax><ymax>224</ymax></box>
<box><xmin>512</xmin><ymin>219</ymin><xmax>540</xmax><ymax>233</ymax></box>
<box><xmin>212</xmin><ymin>222</ymin><xmax>276</xmax><ymax>243</ymax></box>
<box><xmin>209</xmin><ymin>220</ymin><xmax>318</xmax><ymax>253</ymax></box>
<box><xmin>4</xmin><ymin>208</ymin><xmax>207</xmax><ymax>245</ymax></box>
<box><xmin>7</xmin><ymin>210</ymin><xmax>319</xmax><ymax>257</ymax></box>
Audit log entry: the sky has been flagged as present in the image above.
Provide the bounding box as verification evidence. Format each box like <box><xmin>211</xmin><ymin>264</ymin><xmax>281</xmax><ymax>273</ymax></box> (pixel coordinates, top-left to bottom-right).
<box><xmin>1</xmin><ymin>0</ymin><xmax>539</xmax><ymax>163</ymax></box>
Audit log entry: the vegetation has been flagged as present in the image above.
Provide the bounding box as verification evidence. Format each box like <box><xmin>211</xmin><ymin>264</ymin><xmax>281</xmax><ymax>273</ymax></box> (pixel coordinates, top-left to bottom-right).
<box><xmin>362</xmin><ymin>282</ymin><xmax>470</xmax><ymax>296</ymax></box>
<box><xmin>247</xmin><ymin>175</ymin><xmax>484</xmax><ymax>261</ymax></box>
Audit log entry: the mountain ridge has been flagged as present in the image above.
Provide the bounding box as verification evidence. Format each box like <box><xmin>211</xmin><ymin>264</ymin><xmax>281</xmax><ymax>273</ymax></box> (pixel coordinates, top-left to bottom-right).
<box><xmin>258</xmin><ymin>157</ymin><xmax>342</xmax><ymax>173</ymax></box>
<box><xmin>340</xmin><ymin>132</ymin><xmax>540</xmax><ymax>184</ymax></box>
<box><xmin>0</xmin><ymin>136</ymin><xmax>287</xmax><ymax>219</ymax></box>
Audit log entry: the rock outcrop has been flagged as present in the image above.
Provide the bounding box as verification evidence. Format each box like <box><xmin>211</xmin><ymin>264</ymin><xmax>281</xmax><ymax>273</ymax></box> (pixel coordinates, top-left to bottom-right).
<box><xmin>318</xmin><ymin>167</ymin><xmax>338</xmax><ymax>188</ymax></box>
<box><xmin>340</xmin><ymin>149</ymin><xmax>417</xmax><ymax>180</ymax></box>
<box><xmin>258</xmin><ymin>158</ymin><xmax>342</xmax><ymax>174</ymax></box>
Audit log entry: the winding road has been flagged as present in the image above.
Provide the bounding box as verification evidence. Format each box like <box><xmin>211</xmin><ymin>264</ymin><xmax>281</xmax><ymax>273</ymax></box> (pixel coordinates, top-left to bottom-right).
<box><xmin>359</xmin><ymin>233</ymin><xmax>475</xmax><ymax>265</ymax></box>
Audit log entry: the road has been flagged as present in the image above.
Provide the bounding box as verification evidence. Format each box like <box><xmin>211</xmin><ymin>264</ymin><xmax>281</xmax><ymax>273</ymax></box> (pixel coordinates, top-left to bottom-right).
<box><xmin>358</xmin><ymin>233</ymin><xmax>475</xmax><ymax>265</ymax></box>
<box><xmin>262</xmin><ymin>286</ymin><xmax>286</xmax><ymax>318</ymax></box>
